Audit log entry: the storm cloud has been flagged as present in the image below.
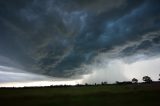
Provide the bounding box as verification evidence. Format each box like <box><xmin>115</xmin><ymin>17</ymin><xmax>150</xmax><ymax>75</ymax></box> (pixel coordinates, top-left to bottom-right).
<box><xmin>0</xmin><ymin>0</ymin><xmax>160</xmax><ymax>81</ymax></box>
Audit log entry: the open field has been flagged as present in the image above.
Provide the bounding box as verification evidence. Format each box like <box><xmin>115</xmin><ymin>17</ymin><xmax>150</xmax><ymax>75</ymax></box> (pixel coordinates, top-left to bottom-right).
<box><xmin>0</xmin><ymin>83</ymin><xmax>160</xmax><ymax>106</ymax></box>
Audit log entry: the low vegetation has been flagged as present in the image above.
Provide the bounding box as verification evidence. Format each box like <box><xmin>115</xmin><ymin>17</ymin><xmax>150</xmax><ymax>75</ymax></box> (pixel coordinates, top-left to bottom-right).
<box><xmin>0</xmin><ymin>82</ymin><xmax>160</xmax><ymax>106</ymax></box>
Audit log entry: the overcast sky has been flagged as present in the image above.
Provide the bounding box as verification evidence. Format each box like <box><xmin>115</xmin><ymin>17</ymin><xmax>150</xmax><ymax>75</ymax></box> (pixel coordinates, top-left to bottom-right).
<box><xmin>0</xmin><ymin>0</ymin><xmax>160</xmax><ymax>86</ymax></box>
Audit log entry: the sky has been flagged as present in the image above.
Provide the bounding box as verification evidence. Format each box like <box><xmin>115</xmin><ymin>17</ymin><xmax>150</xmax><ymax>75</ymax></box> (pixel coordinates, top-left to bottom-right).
<box><xmin>0</xmin><ymin>0</ymin><xmax>160</xmax><ymax>87</ymax></box>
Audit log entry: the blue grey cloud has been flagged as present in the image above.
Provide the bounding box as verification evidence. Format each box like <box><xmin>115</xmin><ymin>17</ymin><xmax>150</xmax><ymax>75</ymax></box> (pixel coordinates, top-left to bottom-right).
<box><xmin>0</xmin><ymin>0</ymin><xmax>160</xmax><ymax>79</ymax></box>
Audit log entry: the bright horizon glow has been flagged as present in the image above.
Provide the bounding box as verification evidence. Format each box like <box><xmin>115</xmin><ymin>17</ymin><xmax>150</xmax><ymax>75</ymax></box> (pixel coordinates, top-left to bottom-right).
<box><xmin>0</xmin><ymin>79</ymin><xmax>82</xmax><ymax>87</ymax></box>
<box><xmin>0</xmin><ymin>65</ymin><xmax>83</xmax><ymax>87</ymax></box>
<box><xmin>0</xmin><ymin>57</ymin><xmax>160</xmax><ymax>87</ymax></box>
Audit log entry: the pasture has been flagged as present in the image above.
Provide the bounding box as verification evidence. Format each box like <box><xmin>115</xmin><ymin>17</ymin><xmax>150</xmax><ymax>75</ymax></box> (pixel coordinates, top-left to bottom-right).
<box><xmin>0</xmin><ymin>83</ymin><xmax>160</xmax><ymax>106</ymax></box>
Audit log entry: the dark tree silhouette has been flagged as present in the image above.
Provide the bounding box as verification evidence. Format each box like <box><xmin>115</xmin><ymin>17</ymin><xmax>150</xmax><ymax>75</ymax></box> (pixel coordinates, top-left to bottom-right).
<box><xmin>142</xmin><ymin>76</ymin><xmax>152</xmax><ymax>83</ymax></box>
<box><xmin>101</xmin><ymin>82</ymin><xmax>107</xmax><ymax>85</ymax></box>
<box><xmin>132</xmin><ymin>78</ymin><xmax>138</xmax><ymax>83</ymax></box>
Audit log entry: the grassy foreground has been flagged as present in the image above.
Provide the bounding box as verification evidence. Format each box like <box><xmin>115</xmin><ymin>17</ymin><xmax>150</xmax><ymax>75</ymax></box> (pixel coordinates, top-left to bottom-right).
<box><xmin>0</xmin><ymin>83</ymin><xmax>160</xmax><ymax>106</ymax></box>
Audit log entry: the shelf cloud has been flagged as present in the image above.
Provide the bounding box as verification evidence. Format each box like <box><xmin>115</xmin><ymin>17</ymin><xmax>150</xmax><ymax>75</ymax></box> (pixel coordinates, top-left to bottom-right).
<box><xmin>0</xmin><ymin>0</ymin><xmax>160</xmax><ymax>84</ymax></box>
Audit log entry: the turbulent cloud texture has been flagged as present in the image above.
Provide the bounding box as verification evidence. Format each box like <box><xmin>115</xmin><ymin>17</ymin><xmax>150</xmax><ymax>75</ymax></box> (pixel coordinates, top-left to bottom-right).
<box><xmin>0</xmin><ymin>0</ymin><xmax>160</xmax><ymax>81</ymax></box>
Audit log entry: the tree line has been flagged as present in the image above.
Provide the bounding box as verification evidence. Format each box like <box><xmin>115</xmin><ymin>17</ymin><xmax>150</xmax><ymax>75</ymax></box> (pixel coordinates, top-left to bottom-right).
<box><xmin>84</xmin><ymin>74</ymin><xmax>160</xmax><ymax>86</ymax></box>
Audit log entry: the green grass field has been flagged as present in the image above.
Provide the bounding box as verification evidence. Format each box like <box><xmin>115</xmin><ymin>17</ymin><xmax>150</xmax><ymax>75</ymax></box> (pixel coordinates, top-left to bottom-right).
<box><xmin>0</xmin><ymin>83</ymin><xmax>160</xmax><ymax>106</ymax></box>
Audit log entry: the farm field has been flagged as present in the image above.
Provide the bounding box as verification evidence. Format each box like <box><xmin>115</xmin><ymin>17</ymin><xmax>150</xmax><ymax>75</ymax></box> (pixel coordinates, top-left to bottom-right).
<box><xmin>0</xmin><ymin>83</ymin><xmax>160</xmax><ymax>106</ymax></box>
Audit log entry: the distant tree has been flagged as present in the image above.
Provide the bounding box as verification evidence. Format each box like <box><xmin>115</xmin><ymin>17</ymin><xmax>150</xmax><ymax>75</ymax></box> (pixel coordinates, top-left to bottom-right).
<box><xmin>116</xmin><ymin>81</ymin><xmax>120</xmax><ymax>84</ymax></box>
<box><xmin>85</xmin><ymin>83</ymin><xmax>88</xmax><ymax>86</ymax></box>
<box><xmin>132</xmin><ymin>78</ymin><xmax>138</xmax><ymax>84</ymax></box>
<box><xmin>101</xmin><ymin>82</ymin><xmax>107</xmax><ymax>85</ymax></box>
<box><xmin>142</xmin><ymin>76</ymin><xmax>152</xmax><ymax>83</ymax></box>
<box><xmin>103</xmin><ymin>82</ymin><xmax>107</xmax><ymax>85</ymax></box>
<box><xmin>116</xmin><ymin>81</ymin><xmax>132</xmax><ymax>85</ymax></box>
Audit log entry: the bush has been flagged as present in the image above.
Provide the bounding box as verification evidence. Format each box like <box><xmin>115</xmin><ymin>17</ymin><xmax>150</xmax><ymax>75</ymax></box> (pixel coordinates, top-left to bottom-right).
<box><xmin>132</xmin><ymin>78</ymin><xmax>138</xmax><ymax>83</ymax></box>
<box><xmin>142</xmin><ymin>76</ymin><xmax>152</xmax><ymax>83</ymax></box>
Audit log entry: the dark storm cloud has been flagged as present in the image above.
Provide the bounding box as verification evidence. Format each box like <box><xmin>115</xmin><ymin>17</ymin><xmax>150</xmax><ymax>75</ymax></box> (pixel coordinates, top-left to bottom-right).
<box><xmin>0</xmin><ymin>0</ymin><xmax>160</xmax><ymax>78</ymax></box>
<box><xmin>120</xmin><ymin>31</ymin><xmax>160</xmax><ymax>57</ymax></box>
